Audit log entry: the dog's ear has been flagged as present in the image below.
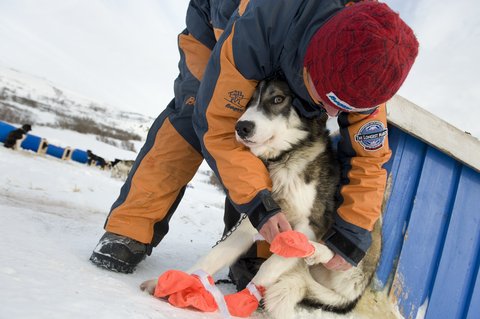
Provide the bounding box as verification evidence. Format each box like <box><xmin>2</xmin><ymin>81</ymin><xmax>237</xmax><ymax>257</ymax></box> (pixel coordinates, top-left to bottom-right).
<box><xmin>292</xmin><ymin>97</ymin><xmax>323</xmax><ymax>119</ymax></box>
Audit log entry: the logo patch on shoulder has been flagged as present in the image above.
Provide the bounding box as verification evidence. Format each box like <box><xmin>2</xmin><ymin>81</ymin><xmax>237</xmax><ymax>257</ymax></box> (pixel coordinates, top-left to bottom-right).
<box><xmin>354</xmin><ymin>121</ymin><xmax>388</xmax><ymax>151</ymax></box>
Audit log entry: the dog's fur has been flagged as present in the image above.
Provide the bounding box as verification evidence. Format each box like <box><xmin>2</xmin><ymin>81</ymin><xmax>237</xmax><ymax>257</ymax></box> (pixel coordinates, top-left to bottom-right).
<box><xmin>141</xmin><ymin>79</ymin><xmax>381</xmax><ymax>319</ymax></box>
<box><xmin>110</xmin><ymin>159</ymin><xmax>134</xmax><ymax>180</ymax></box>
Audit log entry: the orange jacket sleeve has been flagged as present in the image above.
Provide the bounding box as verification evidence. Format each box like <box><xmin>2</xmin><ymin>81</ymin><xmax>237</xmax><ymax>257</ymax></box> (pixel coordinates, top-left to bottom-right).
<box><xmin>193</xmin><ymin>4</ymin><xmax>283</xmax><ymax>229</ymax></box>
<box><xmin>323</xmin><ymin>104</ymin><xmax>391</xmax><ymax>265</ymax></box>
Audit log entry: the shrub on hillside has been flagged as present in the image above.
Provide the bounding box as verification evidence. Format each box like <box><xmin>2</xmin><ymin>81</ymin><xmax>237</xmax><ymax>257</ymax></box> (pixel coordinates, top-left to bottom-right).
<box><xmin>55</xmin><ymin>116</ymin><xmax>142</xmax><ymax>142</ymax></box>
<box><xmin>0</xmin><ymin>103</ymin><xmax>34</xmax><ymax>125</ymax></box>
<box><xmin>121</xmin><ymin>140</ymin><xmax>136</xmax><ymax>152</ymax></box>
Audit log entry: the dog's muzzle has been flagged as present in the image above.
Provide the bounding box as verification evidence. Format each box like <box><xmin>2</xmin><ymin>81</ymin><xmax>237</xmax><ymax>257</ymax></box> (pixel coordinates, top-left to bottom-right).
<box><xmin>235</xmin><ymin>120</ymin><xmax>255</xmax><ymax>140</ymax></box>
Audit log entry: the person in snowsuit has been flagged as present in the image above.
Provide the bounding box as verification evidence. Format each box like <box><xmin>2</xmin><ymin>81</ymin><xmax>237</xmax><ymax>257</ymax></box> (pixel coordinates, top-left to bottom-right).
<box><xmin>90</xmin><ymin>0</ymin><xmax>418</xmax><ymax>284</ymax></box>
<box><xmin>3</xmin><ymin>124</ymin><xmax>32</xmax><ymax>150</ymax></box>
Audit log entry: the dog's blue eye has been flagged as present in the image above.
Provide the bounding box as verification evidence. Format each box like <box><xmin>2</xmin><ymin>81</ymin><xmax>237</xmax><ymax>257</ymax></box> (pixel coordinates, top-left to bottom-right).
<box><xmin>273</xmin><ymin>96</ymin><xmax>284</xmax><ymax>104</ymax></box>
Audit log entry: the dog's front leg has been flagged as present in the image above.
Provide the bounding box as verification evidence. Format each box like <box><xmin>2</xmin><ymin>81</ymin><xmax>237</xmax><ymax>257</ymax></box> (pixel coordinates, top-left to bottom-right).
<box><xmin>221</xmin><ymin>255</ymin><xmax>302</xmax><ymax>318</ymax></box>
<box><xmin>250</xmin><ymin>255</ymin><xmax>300</xmax><ymax>288</ymax></box>
<box><xmin>304</xmin><ymin>241</ymin><xmax>335</xmax><ymax>266</ymax></box>
<box><xmin>294</xmin><ymin>222</ymin><xmax>335</xmax><ymax>266</ymax></box>
<box><xmin>186</xmin><ymin>217</ymin><xmax>258</xmax><ymax>276</ymax></box>
<box><xmin>141</xmin><ymin>218</ymin><xmax>257</xmax><ymax>296</ymax></box>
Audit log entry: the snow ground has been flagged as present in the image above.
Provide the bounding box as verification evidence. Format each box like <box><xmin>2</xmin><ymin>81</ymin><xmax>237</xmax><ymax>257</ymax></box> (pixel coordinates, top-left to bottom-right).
<box><xmin>0</xmin><ymin>140</ymin><xmax>398</xmax><ymax>319</ymax></box>
<box><xmin>0</xmin><ymin>145</ymin><xmax>237</xmax><ymax>319</ymax></box>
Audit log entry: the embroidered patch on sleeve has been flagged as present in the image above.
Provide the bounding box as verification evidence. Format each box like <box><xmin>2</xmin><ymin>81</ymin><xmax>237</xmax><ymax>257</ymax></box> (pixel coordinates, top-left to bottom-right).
<box><xmin>354</xmin><ymin>121</ymin><xmax>388</xmax><ymax>151</ymax></box>
<box><xmin>224</xmin><ymin>90</ymin><xmax>247</xmax><ymax>113</ymax></box>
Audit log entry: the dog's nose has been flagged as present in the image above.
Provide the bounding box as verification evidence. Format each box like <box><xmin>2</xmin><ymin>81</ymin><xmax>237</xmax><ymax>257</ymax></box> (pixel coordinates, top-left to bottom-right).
<box><xmin>235</xmin><ymin>121</ymin><xmax>255</xmax><ymax>139</ymax></box>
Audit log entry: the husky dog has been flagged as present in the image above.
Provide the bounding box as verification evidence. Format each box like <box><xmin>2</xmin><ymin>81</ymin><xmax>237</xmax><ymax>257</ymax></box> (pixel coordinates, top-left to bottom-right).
<box><xmin>110</xmin><ymin>159</ymin><xmax>135</xmax><ymax>180</ymax></box>
<box><xmin>86</xmin><ymin>150</ymin><xmax>108</xmax><ymax>169</ymax></box>
<box><xmin>142</xmin><ymin>79</ymin><xmax>381</xmax><ymax>319</ymax></box>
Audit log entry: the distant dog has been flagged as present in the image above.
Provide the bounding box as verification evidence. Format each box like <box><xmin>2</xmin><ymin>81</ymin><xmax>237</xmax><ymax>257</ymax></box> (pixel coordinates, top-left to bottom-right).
<box><xmin>110</xmin><ymin>159</ymin><xmax>134</xmax><ymax>180</ymax></box>
<box><xmin>86</xmin><ymin>150</ymin><xmax>108</xmax><ymax>169</ymax></box>
<box><xmin>3</xmin><ymin>124</ymin><xmax>31</xmax><ymax>150</ymax></box>
<box><xmin>141</xmin><ymin>79</ymin><xmax>381</xmax><ymax>318</ymax></box>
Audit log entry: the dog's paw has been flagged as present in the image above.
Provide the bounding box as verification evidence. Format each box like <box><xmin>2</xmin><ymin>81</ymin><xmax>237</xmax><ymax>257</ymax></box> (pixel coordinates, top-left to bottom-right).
<box><xmin>305</xmin><ymin>254</ymin><xmax>327</xmax><ymax>266</ymax></box>
<box><xmin>304</xmin><ymin>242</ymin><xmax>334</xmax><ymax>266</ymax></box>
<box><xmin>140</xmin><ymin>279</ymin><xmax>157</xmax><ymax>295</ymax></box>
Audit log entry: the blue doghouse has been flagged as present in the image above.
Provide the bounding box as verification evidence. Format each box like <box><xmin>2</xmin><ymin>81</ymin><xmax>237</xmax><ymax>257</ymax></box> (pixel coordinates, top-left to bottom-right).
<box><xmin>21</xmin><ymin>134</ymin><xmax>47</xmax><ymax>153</ymax></box>
<box><xmin>372</xmin><ymin>95</ymin><xmax>480</xmax><ymax>319</ymax></box>
<box><xmin>0</xmin><ymin>121</ymin><xmax>16</xmax><ymax>143</ymax></box>
<box><xmin>45</xmin><ymin>145</ymin><xmax>72</xmax><ymax>160</ymax></box>
<box><xmin>71</xmin><ymin>149</ymin><xmax>89</xmax><ymax>164</ymax></box>
<box><xmin>46</xmin><ymin>144</ymin><xmax>66</xmax><ymax>159</ymax></box>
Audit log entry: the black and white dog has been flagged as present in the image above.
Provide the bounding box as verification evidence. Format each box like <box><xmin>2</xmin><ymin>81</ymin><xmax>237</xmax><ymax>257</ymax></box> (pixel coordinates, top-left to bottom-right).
<box><xmin>3</xmin><ymin>124</ymin><xmax>31</xmax><ymax>150</ymax></box>
<box><xmin>86</xmin><ymin>150</ymin><xmax>108</xmax><ymax>169</ymax></box>
<box><xmin>142</xmin><ymin>79</ymin><xmax>381</xmax><ymax>318</ymax></box>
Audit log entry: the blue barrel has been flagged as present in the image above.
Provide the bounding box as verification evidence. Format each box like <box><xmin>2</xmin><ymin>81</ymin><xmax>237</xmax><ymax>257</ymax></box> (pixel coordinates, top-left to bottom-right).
<box><xmin>0</xmin><ymin>121</ymin><xmax>15</xmax><ymax>143</ymax></box>
<box><xmin>21</xmin><ymin>134</ymin><xmax>43</xmax><ymax>152</ymax></box>
<box><xmin>46</xmin><ymin>144</ymin><xmax>65</xmax><ymax>159</ymax></box>
<box><xmin>71</xmin><ymin>149</ymin><xmax>89</xmax><ymax>164</ymax></box>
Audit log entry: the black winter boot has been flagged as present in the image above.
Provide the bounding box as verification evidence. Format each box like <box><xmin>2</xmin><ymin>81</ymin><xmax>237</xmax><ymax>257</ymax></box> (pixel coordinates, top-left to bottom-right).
<box><xmin>90</xmin><ymin>232</ymin><xmax>148</xmax><ymax>274</ymax></box>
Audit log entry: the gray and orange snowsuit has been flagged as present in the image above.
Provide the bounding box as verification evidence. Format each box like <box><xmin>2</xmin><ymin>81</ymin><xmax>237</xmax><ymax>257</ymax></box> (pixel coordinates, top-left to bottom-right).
<box><xmin>104</xmin><ymin>0</ymin><xmax>391</xmax><ymax>265</ymax></box>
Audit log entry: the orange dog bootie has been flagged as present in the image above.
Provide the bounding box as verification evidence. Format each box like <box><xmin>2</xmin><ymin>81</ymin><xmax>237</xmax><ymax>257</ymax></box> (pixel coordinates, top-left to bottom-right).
<box><xmin>224</xmin><ymin>282</ymin><xmax>264</xmax><ymax>317</ymax></box>
<box><xmin>154</xmin><ymin>270</ymin><xmax>218</xmax><ymax>312</ymax></box>
<box><xmin>269</xmin><ymin>230</ymin><xmax>315</xmax><ymax>258</ymax></box>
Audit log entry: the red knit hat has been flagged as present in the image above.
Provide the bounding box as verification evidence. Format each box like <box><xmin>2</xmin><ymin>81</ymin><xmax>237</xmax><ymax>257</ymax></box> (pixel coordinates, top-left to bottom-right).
<box><xmin>304</xmin><ymin>1</ymin><xmax>419</xmax><ymax>112</ymax></box>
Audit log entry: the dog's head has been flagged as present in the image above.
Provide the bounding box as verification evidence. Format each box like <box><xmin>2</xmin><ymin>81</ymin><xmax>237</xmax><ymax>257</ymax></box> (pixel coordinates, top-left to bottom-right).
<box><xmin>235</xmin><ymin>79</ymin><xmax>310</xmax><ymax>160</ymax></box>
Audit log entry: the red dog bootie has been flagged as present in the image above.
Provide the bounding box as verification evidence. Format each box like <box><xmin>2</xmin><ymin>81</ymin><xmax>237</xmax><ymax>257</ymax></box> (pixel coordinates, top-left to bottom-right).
<box><xmin>270</xmin><ymin>230</ymin><xmax>315</xmax><ymax>258</ymax></box>
<box><xmin>224</xmin><ymin>282</ymin><xmax>265</xmax><ymax>317</ymax></box>
<box><xmin>153</xmin><ymin>270</ymin><xmax>218</xmax><ymax>312</ymax></box>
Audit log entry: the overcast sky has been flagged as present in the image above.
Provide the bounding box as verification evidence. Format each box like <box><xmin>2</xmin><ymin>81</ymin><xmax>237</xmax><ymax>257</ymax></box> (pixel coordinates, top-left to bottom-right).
<box><xmin>0</xmin><ymin>0</ymin><xmax>479</xmax><ymax>137</ymax></box>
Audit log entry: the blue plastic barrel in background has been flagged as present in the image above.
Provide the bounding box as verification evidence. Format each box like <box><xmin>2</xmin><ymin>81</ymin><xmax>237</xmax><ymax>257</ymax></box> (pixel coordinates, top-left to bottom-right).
<box><xmin>46</xmin><ymin>144</ymin><xmax>65</xmax><ymax>159</ymax></box>
<box><xmin>71</xmin><ymin>149</ymin><xmax>88</xmax><ymax>164</ymax></box>
<box><xmin>0</xmin><ymin>121</ymin><xmax>16</xmax><ymax>143</ymax></box>
<box><xmin>21</xmin><ymin>134</ymin><xmax>42</xmax><ymax>152</ymax></box>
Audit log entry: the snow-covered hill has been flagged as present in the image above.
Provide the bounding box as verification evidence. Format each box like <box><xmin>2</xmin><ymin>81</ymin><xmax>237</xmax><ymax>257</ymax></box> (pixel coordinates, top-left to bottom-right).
<box><xmin>0</xmin><ymin>66</ymin><xmax>155</xmax><ymax>160</ymax></box>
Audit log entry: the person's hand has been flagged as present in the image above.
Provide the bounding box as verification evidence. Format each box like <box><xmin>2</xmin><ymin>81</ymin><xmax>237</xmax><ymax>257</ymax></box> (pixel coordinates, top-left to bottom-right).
<box><xmin>259</xmin><ymin>212</ymin><xmax>292</xmax><ymax>243</ymax></box>
<box><xmin>323</xmin><ymin>253</ymin><xmax>352</xmax><ymax>271</ymax></box>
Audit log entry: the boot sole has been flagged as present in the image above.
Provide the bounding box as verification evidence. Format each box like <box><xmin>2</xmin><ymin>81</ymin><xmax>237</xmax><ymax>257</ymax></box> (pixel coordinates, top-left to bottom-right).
<box><xmin>90</xmin><ymin>252</ymin><xmax>137</xmax><ymax>274</ymax></box>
